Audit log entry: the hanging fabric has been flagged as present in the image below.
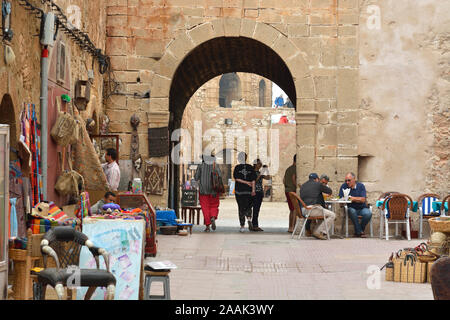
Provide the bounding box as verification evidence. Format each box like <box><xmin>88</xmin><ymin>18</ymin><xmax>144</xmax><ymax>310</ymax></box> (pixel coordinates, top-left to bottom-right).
<box><xmin>9</xmin><ymin>198</ymin><xmax>18</xmax><ymax>239</ymax></box>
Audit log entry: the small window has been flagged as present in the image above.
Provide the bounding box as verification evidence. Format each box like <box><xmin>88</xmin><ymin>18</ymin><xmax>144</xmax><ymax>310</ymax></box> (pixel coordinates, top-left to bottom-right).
<box><xmin>219</xmin><ymin>73</ymin><xmax>241</xmax><ymax>108</ymax></box>
<box><xmin>259</xmin><ymin>80</ymin><xmax>266</xmax><ymax>108</ymax></box>
<box><xmin>57</xmin><ymin>42</ymin><xmax>66</xmax><ymax>84</ymax></box>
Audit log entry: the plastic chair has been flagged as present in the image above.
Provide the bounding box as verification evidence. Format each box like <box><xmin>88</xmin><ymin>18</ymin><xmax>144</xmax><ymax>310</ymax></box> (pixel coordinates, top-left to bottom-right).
<box><xmin>288</xmin><ymin>192</ymin><xmax>330</xmax><ymax>240</ymax></box>
<box><xmin>418</xmin><ymin>193</ymin><xmax>441</xmax><ymax>239</ymax></box>
<box><xmin>381</xmin><ymin>194</ymin><xmax>413</xmax><ymax>241</ymax></box>
<box><xmin>33</xmin><ymin>226</ymin><xmax>116</xmax><ymax>300</ymax></box>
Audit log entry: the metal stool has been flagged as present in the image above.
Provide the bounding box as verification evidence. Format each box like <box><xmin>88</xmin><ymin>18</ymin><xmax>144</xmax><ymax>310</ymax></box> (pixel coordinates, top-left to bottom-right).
<box><xmin>143</xmin><ymin>270</ymin><xmax>171</xmax><ymax>300</ymax></box>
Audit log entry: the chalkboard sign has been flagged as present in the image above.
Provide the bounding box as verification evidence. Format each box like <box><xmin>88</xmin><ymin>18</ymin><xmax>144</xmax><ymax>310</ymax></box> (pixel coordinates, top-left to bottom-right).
<box><xmin>181</xmin><ymin>189</ymin><xmax>197</xmax><ymax>207</ymax></box>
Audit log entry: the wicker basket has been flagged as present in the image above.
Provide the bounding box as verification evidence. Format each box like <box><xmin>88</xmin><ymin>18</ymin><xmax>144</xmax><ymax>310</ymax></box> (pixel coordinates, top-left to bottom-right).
<box><xmin>427</xmin><ymin>261</ymin><xmax>434</xmax><ymax>283</ymax></box>
<box><xmin>385</xmin><ymin>262</ymin><xmax>394</xmax><ymax>281</ymax></box>
<box><xmin>428</xmin><ymin>217</ymin><xmax>450</xmax><ymax>233</ymax></box>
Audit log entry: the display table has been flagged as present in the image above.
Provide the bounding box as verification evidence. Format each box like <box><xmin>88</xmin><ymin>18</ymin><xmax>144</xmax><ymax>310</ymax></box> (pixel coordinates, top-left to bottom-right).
<box><xmin>77</xmin><ymin>218</ymin><xmax>145</xmax><ymax>300</ymax></box>
<box><xmin>325</xmin><ymin>199</ymin><xmax>351</xmax><ymax>236</ymax></box>
<box><xmin>116</xmin><ymin>193</ymin><xmax>157</xmax><ymax>257</ymax></box>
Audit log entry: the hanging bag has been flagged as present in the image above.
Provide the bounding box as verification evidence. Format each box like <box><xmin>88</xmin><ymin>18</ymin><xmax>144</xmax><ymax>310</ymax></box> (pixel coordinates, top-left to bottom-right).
<box><xmin>55</xmin><ymin>151</ymin><xmax>85</xmax><ymax>197</ymax></box>
<box><xmin>50</xmin><ymin>96</ymin><xmax>80</xmax><ymax>147</ymax></box>
<box><xmin>211</xmin><ymin>162</ymin><xmax>224</xmax><ymax>194</ymax></box>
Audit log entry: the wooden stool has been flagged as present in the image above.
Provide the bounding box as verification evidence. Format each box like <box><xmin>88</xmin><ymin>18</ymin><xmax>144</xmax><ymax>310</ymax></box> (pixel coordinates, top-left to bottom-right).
<box><xmin>143</xmin><ymin>270</ymin><xmax>171</xmax><ymax>300</ymax></box>
<box><xmin>181</xmin><ymin>206</ymin><xmax>202</xmax><ymax>225</ymax></box>
<box><xmin>177</xmin><ymin>223</ymin><xmax>193</xmax><ymax>235</ymax></box>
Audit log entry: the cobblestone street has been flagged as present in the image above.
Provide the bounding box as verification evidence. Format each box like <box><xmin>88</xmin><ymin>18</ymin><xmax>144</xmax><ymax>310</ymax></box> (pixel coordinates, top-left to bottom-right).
<box><xmin>146</xmin><ymin>198</ymin><xmax>434</xmax><ymax>300</ymax></box>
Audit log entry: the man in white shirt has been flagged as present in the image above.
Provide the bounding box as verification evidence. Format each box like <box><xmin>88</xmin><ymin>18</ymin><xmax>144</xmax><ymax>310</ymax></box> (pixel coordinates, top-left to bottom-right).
<box><xmin>102</xmin><ymin>148</ymin><xmax>121</xmax><ymax>191</ymax></box>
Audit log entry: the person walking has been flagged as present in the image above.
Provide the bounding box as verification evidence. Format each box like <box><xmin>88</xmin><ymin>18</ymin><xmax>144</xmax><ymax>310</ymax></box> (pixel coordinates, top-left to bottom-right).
<box><xmin>283</xmin><ymin>154</ymin><xmax>297</xmax><ymax>233</ymax></box>
<box><xmin>233</xmin><ymin>152</ymin><xmax>256</xmax><ymax>233</ymax></box>
<box><xmin>194</xmin><ymin>154</ymin><xmax>222</xmax><ymax>232</ymax></box>
<box><xmin>251</xmin><ymin>159</ymin><xmax>271</xmax><ymax>232</ymax></box>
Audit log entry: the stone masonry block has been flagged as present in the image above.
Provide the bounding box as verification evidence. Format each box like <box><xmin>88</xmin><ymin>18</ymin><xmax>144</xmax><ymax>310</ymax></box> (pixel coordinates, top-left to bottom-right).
<box><xmin>224</xmin><ymin>18</ymin><xmax>242</xmax><ymax>37</ymax></box>
<box><xmin>240</xmin><ymin>18</ymin><xmax>257</xmax><ymax>38</ymax></box>
<box><xmin>317</xmin><ymin>145</ymin><xmax>337</xmax><ymax>157</ymax></box>
<box><xmin>337</xmin><ymin>157</ymin><xmax>358</xmax><ymax>178</ymax></box>
<box><xmin>291</xmin><ymin>38</ymin><xmax>321</xmax><ymax>67</ymax></box>
<box><xmin>337</xmin><ymin>68</ymin><xmax>358</xmax><ymax>110</ymax></box>
<box><xmin>167</xmin><ymin>32</ymin><xmax>195</xmax><ymax>60</ymax></box>
<box><xmin>337</xmin><ymin>124</ymin><xmax>358</xmax><ymax>145</ymax></box>
<box><xmin>273</xmin><ymin>36</ymin><xmax>298</xmax><ymax>60</ymax></box>
<box><xmin>188</xmin><ymin>23</ymin><xmax>214</xmax><ymax>46</ymax></box>
<box><xmin>135</xmin><ymin>39</ymin><xmax>165</xmax><ymax>58</ymax></box>
<box><xmin>127</xmin><ymin>57</ymin><xmax>157</xmax><ymax>71</ymax></box>
<box><xmin>151</xmin><ymin>75</ymin><xmax>171</xmax><ymax>98</ymax></box>
<box><xmin>287</xmin><ymin>24</ymin><xmax>309</xmax><ymax>38</ymax></box>
<box><xmin>211</xmin><ymin>19</ymin><xmax>225</xmax><ymax>37</ymax></box>
<box><xmin>297</xmin><ymin>124</ymin><xmax>316</xmax><ymax>146</ymax></box>
<box><xmin>114</xmin><ymin>71</ymin><xmax>140</xmax><ymax>83</ymax></box>
<box><xmin>314</xmin><ymin>76</ymin><xmax>336</xmax><ymax>99</ymax></box>
<box><xmin>156</xmin><ymin>51</ymin><xmax>179</xmax><ymax>79</ymax></box>
<box><xmin>318</xmin><ymin>125</ymin><xmax>337</xmax><ymax>145</ymax></box>
<box><xmin>150</xmin><ymin>97</ymin><xmax>169</xmax><ymax>112</ymax></box>
<box><xmin>337</xmin><ymin>37</ymin><xmax>358</xmax><ymax>67</ymax></box>
<box><xmin>253</xmin><ymin>23</ymin><xmax>280</xmax><ymax>47</ymax></box>
<box><xmin>310</xmin><ymin>26</ymin><xmax>338</xmax><ymax>37</ymax></box>
<box><xmin>296</xmin><ymin>77</ymin><xmax>315</xmax><ymax>99</ymax></box>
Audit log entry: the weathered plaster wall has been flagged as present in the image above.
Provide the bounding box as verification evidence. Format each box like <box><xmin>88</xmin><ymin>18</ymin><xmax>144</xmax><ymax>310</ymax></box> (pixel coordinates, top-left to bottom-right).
<box><xmin>358</xmin><ymin>0</ymin><xmax>450</xmax><ymax>203</ymax></box>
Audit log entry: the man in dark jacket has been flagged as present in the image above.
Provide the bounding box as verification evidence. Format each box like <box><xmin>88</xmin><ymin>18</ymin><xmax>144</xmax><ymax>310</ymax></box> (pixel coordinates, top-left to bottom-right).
<box><xmin>299</xmin><ymin>173</ymin><xmax>335</xmax><ymax>240</ymax></box>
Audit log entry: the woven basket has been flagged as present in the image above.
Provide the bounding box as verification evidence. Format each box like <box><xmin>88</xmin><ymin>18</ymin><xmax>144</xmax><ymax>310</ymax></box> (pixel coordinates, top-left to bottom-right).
<box><xmin>9</xmin><ymin>249</ymin><xmax>27</xmax><ymax>261</ymax></box>
<box><xmin>428</xmin><ymin>217</ymin><xmax>450</xmax><ymax>233</ymax></box>
<box><xmin>385</xmin><ymin>262</ymin><xmax>394</xmax><ymax>281</ymax></box>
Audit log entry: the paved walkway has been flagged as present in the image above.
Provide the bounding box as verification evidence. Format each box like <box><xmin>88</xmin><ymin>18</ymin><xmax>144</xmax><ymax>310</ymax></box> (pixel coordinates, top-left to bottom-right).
<box><xmin>146</xmin><ymin>198</ymin><xmax>434</xmax><ymax>300</ymax></box>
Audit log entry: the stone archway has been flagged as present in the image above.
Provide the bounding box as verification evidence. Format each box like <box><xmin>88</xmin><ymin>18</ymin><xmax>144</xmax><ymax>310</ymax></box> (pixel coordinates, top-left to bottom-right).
<box><xmin>0</xmin><ymin>94</ymin><xmax>18</xmax><ymax>161</ymax></box>
<box><xmin>148</xmin><ymin>18</ymin><xmax>320</xmax><ymax>209</ymax></box>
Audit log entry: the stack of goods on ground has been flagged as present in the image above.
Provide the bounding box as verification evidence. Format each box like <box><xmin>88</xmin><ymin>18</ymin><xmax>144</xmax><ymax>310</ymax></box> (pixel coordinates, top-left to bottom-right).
<box><xmin>382</xmin><ymin>217</ymin><xmax>450</xmax><ymax>284</ymax></box>
<box><xmin>156</xmin><ymin>208</ymin><xmax>190</xmax><ymax>236</ymax></box>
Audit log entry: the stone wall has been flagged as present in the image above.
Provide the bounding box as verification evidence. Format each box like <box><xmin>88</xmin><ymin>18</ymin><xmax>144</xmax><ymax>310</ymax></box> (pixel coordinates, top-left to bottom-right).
<box><xmin>105</xmin><ymin>0</ymin><xmax>449</xmax><ymax>227</ymax></box>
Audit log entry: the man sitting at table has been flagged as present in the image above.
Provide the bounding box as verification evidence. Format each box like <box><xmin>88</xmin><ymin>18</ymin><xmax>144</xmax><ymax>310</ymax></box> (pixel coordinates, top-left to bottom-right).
<box><xmin>339</xmin><ymin>172</ymin><xmax>372</xmax><ymax>238</ymax></box>
<box><xmin>91</xmin><ymin>191</ymin><xmax>117</xmax><ymax>215</ymax></box>
<box><xmin>300</xmin><ymin>173</ymin><xmax>335</xmax><ymax>240</ymax></box>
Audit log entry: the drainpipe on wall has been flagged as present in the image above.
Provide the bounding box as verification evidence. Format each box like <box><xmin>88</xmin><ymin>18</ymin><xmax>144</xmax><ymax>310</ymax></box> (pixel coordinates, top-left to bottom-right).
<box><xmin>40</xmin><ymin>45</ymin><xmax>49</xmax><ymax>200</ymax></box>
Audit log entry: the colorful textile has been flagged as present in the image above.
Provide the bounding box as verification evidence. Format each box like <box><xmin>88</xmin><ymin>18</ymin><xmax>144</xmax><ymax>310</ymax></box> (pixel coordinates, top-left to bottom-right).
<box><xmin>9</xmin><ymin>198</ymin><xmax>18</xmax><ymax>239</ymax></box>
<box><xmin>47</xmin><ymin>202</ymin><xmax>68</xmax><ymax>222</ymax></box>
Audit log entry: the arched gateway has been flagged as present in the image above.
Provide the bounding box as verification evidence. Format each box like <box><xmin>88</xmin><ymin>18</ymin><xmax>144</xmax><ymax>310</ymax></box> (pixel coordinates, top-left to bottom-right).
<box><xmin>147</xmin><ymin>18</ymin><xmax>325</xmax><ymax>209</ymax></box>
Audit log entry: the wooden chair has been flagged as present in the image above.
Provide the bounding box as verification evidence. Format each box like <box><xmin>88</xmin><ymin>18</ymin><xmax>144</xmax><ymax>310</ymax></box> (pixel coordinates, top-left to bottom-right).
<box><xmin>378</xmin><ymin>191</ymin><xmax>400</xmax><ymax>238</ymax></box>
<box><xmin>381</xmin><ymin>194</ymin><xmax>413</xmax><ymax>241</ymax></box>
<box><xmin>181</xmin><ymin>206</ymin><xmax>202</xmax><ymax>225</ymax></box>
<box><xmin>288</xmin><ymin>192</ymin><xmax>330</xmax><ymax>240</ymax></box>
<box><xmin>418</xmin><ymin>193</ymin><xmax>441</xmax><ymax>239</ymax></box>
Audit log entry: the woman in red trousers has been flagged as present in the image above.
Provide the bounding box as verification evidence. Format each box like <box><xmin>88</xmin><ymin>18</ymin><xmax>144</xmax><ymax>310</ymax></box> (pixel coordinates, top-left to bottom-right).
<box><xmin>194</xmin><ymin>155</ymin><xmax>222</xmax><ymax>232</ymax></box>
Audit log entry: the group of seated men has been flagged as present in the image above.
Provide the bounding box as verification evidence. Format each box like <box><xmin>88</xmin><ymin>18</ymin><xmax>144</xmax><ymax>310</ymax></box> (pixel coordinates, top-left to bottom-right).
<box><xmin>297</xmin><ymin>172</ymin><xmax>372</xmax><ymax>240</ymax></box>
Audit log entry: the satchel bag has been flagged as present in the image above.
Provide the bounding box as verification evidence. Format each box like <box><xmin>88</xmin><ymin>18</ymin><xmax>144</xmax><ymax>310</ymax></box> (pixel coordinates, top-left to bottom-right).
<box><xmin>55</xmin><ymin>151</ymin><xmax>85</xmax><ymax>197</ymax></box>
<box><xmin>50</xmin><ymin>96</ymin><xmax>80</xmax><ymax>147</ymax></box>
<box><xmin>211</xmin><ymin>162</ymin><xmax>225</xmax><ymax>194</ymax></box>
